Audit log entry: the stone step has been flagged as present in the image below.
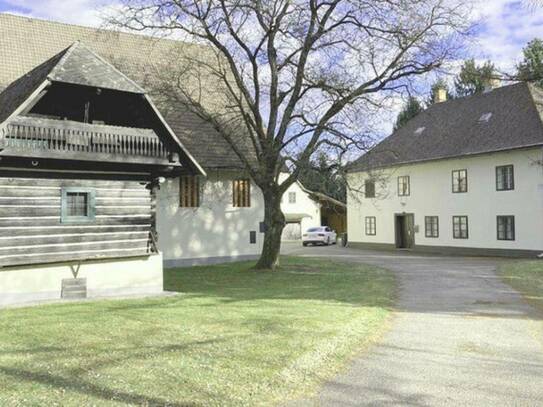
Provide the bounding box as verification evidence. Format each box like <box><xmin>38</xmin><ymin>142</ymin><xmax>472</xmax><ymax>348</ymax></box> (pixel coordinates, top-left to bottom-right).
<box><xmin>61</xmin><ymin>278</ymin><xmax>87</xmax><ymax>299</ymax></box>
<box><xmin>62</xmin><ymin>278</ymin><xmax>87</xmax><ymax>287</ymax></box>
<box><xmin>62</xmin><ymin>290</ymin><xmax>87</xmax><ymax>300</ymax></box>
<box><xmin>62</xmin><ymin>286</ymin><xmax>86</xmax><ymax>293</ymax></box>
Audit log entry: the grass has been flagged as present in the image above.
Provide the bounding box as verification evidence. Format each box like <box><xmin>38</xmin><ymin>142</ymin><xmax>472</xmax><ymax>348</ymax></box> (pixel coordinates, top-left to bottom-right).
<box><xmin>0</xmin><ymin>256</ymin><xmax>395</xmax><ymax>406</ymax></box>
<box><xmin>499</xmin><ymin>260</ymin><xmax>543</xmax><ymax>313</ymax></box>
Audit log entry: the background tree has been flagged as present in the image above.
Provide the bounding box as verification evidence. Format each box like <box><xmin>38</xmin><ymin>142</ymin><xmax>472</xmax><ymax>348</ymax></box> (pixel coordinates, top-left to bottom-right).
<box><xmin>394</xmin><ymin>96</ymin><xmax>424</xmax><ymax>130</ymax></box>
<box><xmin>427</xmin><ymin>78</ymin><xmax>454</xmax><ymax>106</ymax></box>
<box><xmin>111</xmin><ymin>0</ymin><xmax>470</xmax><ymax>270</ymax></box>
<box><xmin>517</xmin><ymin>38</ymin><xmax>543</xmax><ymax>87</ymax></box>
<box><xmin>454</xmin><ymin>59</ymin><xmax>497</xmax><ymax>97</ymax></box>
<box><xmin>298</xmin><ymin>153</ymin><xmax>346</xmax><ymax>203</ymax></box>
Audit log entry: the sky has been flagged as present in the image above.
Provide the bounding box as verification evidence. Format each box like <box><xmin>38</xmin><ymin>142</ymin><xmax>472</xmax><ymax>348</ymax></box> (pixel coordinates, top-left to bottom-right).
<box><xmin>1</xmin><ymin>0</ymin><xmax>542</xmax><ymax>71</ymax></box>
<box><xmin>0</xmin><ymin>0</ymin><xmax>542</xmax><ymax>138</ymax></box>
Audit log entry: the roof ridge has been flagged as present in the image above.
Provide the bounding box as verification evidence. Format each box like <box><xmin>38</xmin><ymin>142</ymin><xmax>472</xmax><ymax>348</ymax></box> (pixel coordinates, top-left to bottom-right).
<box><xmin>68</xmin><ymin>41</ymin><xmax>145</xmax><ymax>94</ymax></box>
<box><xmin>47</xmin><ymin>42</ymin><xmax>79</xmax><ymax>79</ymax></box>
<box><xmin>45</xmin><ymin>41</ymin><xmax>145</xmax><ymax>93</ymax></box>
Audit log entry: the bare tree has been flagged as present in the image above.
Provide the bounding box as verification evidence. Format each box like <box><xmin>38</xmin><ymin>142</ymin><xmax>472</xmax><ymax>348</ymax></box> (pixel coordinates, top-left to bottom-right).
<box><xmin>110</xmin><ymin>0</ymin><xmax>471</xmax><ymax>270</ymax></box>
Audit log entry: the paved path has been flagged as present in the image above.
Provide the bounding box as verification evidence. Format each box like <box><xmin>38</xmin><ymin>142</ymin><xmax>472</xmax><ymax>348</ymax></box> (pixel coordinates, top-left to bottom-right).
<box><xmin>283</xmin><ymin>243</ymin><xmax>543</xmax><ymax>406</ymax></box>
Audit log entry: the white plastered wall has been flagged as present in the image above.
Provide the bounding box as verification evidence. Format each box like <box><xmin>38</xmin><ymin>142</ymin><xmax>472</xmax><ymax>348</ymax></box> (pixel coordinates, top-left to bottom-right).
<box><xmin>157</xmin><ymin>170</ymin><xmax>264</xmax><ymax>266</ymax></box>
<box><xmin>279</xmin><ymin>173</ymin><xmax>321</xmax><ymax>235</ymax></box>
<box><xmin>0</xmin><ymin>253</ymin><xmax>163</xmax><ymax>306</ymax></box>
<box><xmin>347</xmin><ymin>148</ymin><xmax>543</xmax><ymax>251</ymax></box>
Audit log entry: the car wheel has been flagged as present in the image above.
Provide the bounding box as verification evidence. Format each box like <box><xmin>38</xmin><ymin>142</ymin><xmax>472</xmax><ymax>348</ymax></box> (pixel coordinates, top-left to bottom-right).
<box><xmin>326</xmin><ymin>237</ymin><xmax>330</xmax><ymax>245</ymax></box>
<box><xmin>302</xmin><ymin>242</ymin><xmax>308</xmax><ymax>247</ymax></box>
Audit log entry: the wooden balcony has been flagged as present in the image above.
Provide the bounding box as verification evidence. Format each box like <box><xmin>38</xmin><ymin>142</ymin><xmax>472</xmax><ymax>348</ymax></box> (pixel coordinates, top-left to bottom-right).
<box><xmin>0</xmin><ymin>116</ymin><xmax>179</xmax><ymax>166</ymax></box>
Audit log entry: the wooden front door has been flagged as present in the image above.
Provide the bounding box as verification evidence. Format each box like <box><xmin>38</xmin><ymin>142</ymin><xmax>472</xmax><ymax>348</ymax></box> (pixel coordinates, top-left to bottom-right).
<box><xmin>395</xmin><ymin>214</ymin><xmax>415</xmax><ymax>249</ymax></box>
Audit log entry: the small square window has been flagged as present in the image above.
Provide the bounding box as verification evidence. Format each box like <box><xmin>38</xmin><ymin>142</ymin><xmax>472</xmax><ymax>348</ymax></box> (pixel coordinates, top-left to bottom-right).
<box><xmin>397</xmin><ymin>176</ymin><xmax>410</xmax><ymax>197</ymax></box>
<box><xmin>365</xmin><ymin>180</ymin><xmax>376</xmax><ymax>198</ymax></box>
<box><xmin>452</xmin><ymin>170</ymin><xmax>467</xmax><ymax>193</ymax></box>
<box><xmin>61</xmin><ymin>188</ymin><xmax>95</xmax><ymax>223</ymax></box>
<box><xmin>425</xmin><ymin>216</ymin><xmax>439</xmax><ymax>238</ymax></box>
<box><xmin>249</xmin><ymin>231</ymin><xmax>257</xmax><ymax>244</ymax></box>
<box><xmin>496</xmin><ymin>165</ymin><xmax>514</xmax><ymax>191</ymax></box>
<box><xmin>497</xmin><ymin>216</ymin><xmax>515</xmax><ymax>241</ymax></box>
<box><xmin>452</xmin><ymin>216</ymin><xmax>468</xmax><ymax>239</ymax></box>
<box><xmin>288</xmin><ymin>192</ymin><xmax>296</xmax><ymax>204</ymax></box>
<box><xmin>365</xmin><ymin>216</ymin><xmax>376</xmax><ymax>235</ymax></box>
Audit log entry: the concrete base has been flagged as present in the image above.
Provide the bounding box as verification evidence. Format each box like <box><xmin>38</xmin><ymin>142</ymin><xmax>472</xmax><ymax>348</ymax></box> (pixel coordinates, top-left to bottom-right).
<box><xmin>348</xmin><ymin>242</ymin><xmax>542</xmax><ymax>258</ymax></box>
<box><xmin>0</xmin><ymin>253</ymin><xmax>163</xmax><ymax>307</ymax></box>
<box><xmin>164</xmin><ymin>254</ymin><xmax>259</xmax><ymax>268</ymax></box>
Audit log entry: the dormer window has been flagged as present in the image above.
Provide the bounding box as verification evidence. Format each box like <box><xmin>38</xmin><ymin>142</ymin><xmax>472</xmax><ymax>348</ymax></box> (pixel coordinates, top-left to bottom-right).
<box><xmin>478</xmin><ymin>112</ymin><xmax>493</xmax><ymax>123</ymax></box>
<box><xmin>414</xmin><ymin>127</ymin><xmax>426</xmax><ymax>135</ymax></box>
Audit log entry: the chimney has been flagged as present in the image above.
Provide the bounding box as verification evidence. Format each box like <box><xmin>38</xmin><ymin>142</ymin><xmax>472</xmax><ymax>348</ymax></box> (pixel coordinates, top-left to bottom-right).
<box><xmin>434</xmin><ymin>86</ymin><xmax>447</xmax><ymax>103</ymax></box>
<box><xmin>483</xmin><ymin>77</ymin><xmax>501</xmax><ymax>93</ymax></box>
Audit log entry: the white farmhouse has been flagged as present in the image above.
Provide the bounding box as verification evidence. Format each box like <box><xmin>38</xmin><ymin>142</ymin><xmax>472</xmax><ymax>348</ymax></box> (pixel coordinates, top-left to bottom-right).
<box><xmin>280</xmin><ymin>176</ymin><xmax>321</xmax><ymax>240</ymax></box>
<box><xmin>280</xmin><ymin>173</ymin><xmax>347</xmax><ymax>241</ymax></box>
<box><xmin>347</xmin><ymin>83</ymin><xmax>543</xmax><ymax>256</ymax></box>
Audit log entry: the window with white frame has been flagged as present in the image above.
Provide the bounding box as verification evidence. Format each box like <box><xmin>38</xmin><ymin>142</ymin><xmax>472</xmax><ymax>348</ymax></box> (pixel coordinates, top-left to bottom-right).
<box><xmin>365</xmin><ymin>216</ymin><xmax>376</xmax><ymax>235</ymax></box>
<box><xmin>397</xmin><ymin>176</ymin><xmax>410</xmax><ymax>196</ymax></box>
<box><xmin>452</xmin><ymin>216</ymin><xmax>468</xmax><ymax>239</ymax></box>
<box><xmin>452</xmin><ymin>169</ymin><xmax>467</xmax><ymax>193</ymax></box>
<box><xmin>425</xmin><ymin>216</ymin><xmax>439</xmax><ymax>238</ymax></box>
<box><xmin>496</xmin><ymin>165</ymin><xmax>514</xmax><ymax>191</ymax></box>
<box><xmin>288</xmin><ymin>192</ymin><xmax>296</xmax><ymax>204</ymax></box>
<box><xmin>497</xmin><ymin>216</ymin><xmax>515</xmax><ymax>240</ymax></box>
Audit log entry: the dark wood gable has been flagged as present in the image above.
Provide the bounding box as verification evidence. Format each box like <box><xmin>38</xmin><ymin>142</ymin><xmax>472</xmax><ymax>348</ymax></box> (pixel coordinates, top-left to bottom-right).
<box><xmin>0</xmin><ymin>42</ymin><xmax>203</xmax><ymax>268</ymax></box>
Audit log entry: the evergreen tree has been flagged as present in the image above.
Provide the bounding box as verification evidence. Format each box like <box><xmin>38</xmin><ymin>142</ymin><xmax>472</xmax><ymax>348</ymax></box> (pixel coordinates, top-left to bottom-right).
<box><xmin>298</xmin><ymin>153</ymin><xmax>346</xmax><ymax>203</ymax></box>
<box><xmin>517</xmin><ymin>38</ymin><xmax>543</xmax><ymax>87</ymax></box>
<box><xmin>454</xmin><ymin>59</ymin><xmax>496</xmax><ymax>97</ymax></box>
<box><xmin>394</xmin><ymin>96</ymin><xmax>423</xmax><ymax>130</ymax></box>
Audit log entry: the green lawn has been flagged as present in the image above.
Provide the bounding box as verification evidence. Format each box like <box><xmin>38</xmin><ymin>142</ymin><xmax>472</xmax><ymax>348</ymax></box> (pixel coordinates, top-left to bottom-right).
<box><xmin>499</xmin><ymin>260</ymin><xmax>543</xmax><ymax>313</ymax></box>
<box><xmin>0</xmin><ymin>256</ymin><xmax>395</xmax><ymax>406</ymax></box>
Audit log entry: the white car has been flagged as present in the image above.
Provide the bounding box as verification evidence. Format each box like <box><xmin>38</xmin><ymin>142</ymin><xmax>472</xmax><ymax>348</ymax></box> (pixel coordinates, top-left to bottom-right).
<box><xmin>302</xmin><ymin>226</ymin><xmax>337</xmax><ymax>246</ymax></box>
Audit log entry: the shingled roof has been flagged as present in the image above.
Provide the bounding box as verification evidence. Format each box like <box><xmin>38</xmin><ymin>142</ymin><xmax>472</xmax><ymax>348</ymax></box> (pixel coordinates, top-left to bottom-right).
<box><xmin>0</xmin><ymin>48</ymin><xmax>66</xmax><ymax>124</ymax></box>
<box><xmin>349</xmin><ymin>82</ymin><xmax>543</xmax><ymax>172</ymax></box>
<box><xmin>0</xmin><ymin>13</ymin><xmax>254</xmax><ymax>169</ymax></box>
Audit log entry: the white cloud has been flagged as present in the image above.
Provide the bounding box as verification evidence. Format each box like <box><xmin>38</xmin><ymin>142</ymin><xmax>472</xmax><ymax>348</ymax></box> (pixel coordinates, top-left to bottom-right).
<box><xmin>1</xmin><ymin>0</ymin><xmax>114</xmax><ymax>27</ymax></box>
<box><xmin>468</xmin><ymin>0</ymin><xmax>543</xmax><ymax>71</ymax></box>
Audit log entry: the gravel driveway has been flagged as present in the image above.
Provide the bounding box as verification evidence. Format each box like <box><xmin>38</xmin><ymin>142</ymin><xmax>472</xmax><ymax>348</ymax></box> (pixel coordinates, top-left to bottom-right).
<box><xmin>283</xmin><ymin>243</ymin><xmax>543</xmax><ymax>406</ymax></box>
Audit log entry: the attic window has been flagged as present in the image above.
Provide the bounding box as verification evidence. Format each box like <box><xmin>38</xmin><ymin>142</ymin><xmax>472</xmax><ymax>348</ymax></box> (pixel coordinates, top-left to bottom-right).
<box><xmin>479</xmin><ymin>112</ymin><xmax>493</xmax><ymax>123</ymax></box>
<box><xmin>414</xmin><ymin>127</ymin><xmax>426</xmax><ymax>135</ymax></box>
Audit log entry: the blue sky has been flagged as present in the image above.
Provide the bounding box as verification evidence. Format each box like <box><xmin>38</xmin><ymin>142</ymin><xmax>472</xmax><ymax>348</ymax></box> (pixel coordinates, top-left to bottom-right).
<box><xmin>0</xmin><ymin>0</ymin><xmax>541</xmax><ymax>68</ymax></box>
<box><xmin>0</xmin><ymin>0</ymin><xmax>541</xmax><ymax>72</ymax></box>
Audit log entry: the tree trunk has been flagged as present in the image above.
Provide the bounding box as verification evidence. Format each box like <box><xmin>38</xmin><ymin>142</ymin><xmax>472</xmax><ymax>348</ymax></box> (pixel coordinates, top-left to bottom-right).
<box><xmin>254</xmin><ymin>191</ymin><xmax>285</xmax><ymax>271</ymax></box>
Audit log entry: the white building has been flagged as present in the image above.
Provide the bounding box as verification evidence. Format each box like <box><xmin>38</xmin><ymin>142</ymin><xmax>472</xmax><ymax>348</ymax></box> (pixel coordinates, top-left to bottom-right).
<box><xmin>280</xmin><ymin>175</ymin><xmax>321</xmax><ymax>240</ymax></box>
<box><xmin>279</xmin><ymin>173</ymin><xmax>348</xmax><ymax>241</ymax></box>
<box><xmin>347</xmin><ymin>83</ymin><xmax>543</xmax><ymax>256</ymax></box>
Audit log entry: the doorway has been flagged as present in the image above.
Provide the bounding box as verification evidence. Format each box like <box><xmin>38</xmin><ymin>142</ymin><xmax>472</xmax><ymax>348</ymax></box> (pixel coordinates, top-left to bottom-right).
<box><xmin>395</xmin><ymin>214</ymin><xmax>415</xmax><ymax>249</ymax></box>
<box><xmin>281</xmin><ymin>222</ymin><xmax>302</xmax><ymax>241</ymax></box>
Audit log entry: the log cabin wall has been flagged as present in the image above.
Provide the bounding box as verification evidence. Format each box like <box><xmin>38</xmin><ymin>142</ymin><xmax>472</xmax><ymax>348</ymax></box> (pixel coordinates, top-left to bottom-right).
<box><xmin>0</xmin><ymin>176</ymin><xmax>154</xmax><ymax>268</ymax></box>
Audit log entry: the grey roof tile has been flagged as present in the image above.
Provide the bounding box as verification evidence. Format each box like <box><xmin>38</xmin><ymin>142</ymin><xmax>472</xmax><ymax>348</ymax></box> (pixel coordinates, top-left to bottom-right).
<box><xmin>350</xmin><ymin>82</ymin><xmax>543</xmax><ymax>171</ymax></box>
<box><xmin>0</xmin><ymin>47</ymin><xmax>67</xmax><ymax>123</ymax></box>
<box><xmin>49</xmin><ymin>42</ymin><xmax>145</xmax><ymax>93</ymax></box>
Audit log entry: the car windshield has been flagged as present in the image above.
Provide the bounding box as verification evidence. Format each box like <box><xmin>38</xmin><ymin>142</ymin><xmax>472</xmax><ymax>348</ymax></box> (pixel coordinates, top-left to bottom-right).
<box><xmin>307</xmin><ymin>227</ymin><xmax>323</xmax><ymax>232</ymax></box>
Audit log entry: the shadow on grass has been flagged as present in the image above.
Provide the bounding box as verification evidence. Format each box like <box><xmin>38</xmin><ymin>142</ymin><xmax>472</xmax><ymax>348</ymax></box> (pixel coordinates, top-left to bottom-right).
<box><xmin>161</xmin><ymin>256</ymin><xmax>395</xmax><ymax>309</ymax></box>
<box><xmin>0</xmin><ymin>365</ymin><xmax>196</xmax><ymax>407</ymax></box>
<box><xmin>0</xmin><ymin>338</ymin><xmax>237</xmax><ymax>405</ymax></box>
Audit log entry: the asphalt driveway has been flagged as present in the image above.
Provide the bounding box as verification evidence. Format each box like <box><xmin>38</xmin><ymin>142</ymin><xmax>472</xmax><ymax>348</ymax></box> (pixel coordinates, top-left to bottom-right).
<box><xmin>282</xmin><ymin>243</ymin><xmax>543</xmax><ymax>406</ymax></box>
